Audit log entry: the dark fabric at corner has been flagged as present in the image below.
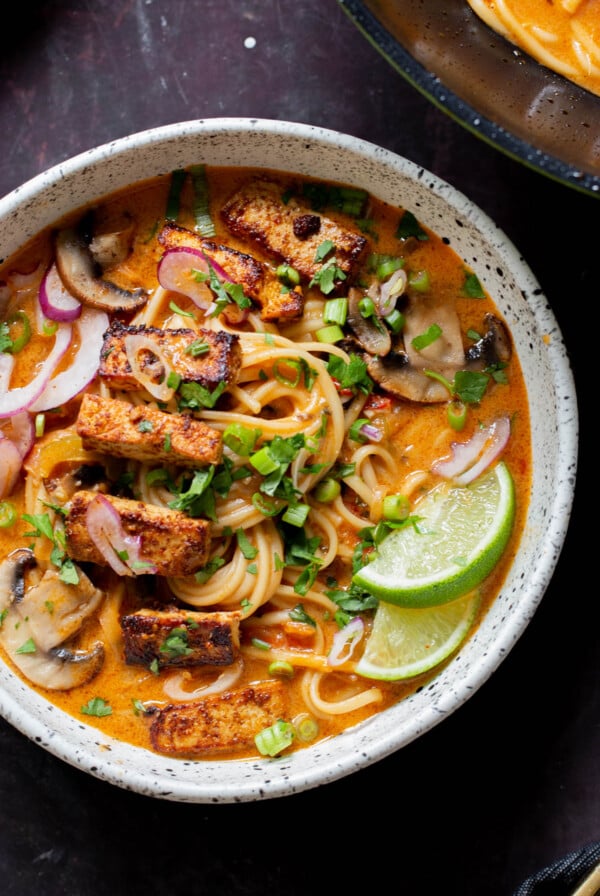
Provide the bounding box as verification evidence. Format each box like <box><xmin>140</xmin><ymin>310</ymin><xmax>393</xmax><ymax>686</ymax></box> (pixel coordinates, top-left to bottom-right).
<box><xmin>513</xmin><ymin>842</ymin><xmax>600</xmax><ymax>895</ymax></box>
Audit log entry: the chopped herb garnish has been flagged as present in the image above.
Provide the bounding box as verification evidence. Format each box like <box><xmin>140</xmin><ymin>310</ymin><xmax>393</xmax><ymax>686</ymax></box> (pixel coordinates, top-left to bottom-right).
<box><xmin>395</xmin><ymin>210</ymin><xmax>428</xmax><ymax>241</ymax></box>
<box><xmin>463</xmin><ymin>270</ymin><xmax>486</xmax><ymax>298</ymax></box>
<box><xmin>81</xmin><ymin>697</ymin><xmax>112</xmax><ymax>717</ymax></box>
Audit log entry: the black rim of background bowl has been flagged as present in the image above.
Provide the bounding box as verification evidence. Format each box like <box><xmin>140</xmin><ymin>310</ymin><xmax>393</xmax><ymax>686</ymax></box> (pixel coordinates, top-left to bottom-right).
<box><xmin>339</xmin><ymin>0</ymin><xmax>600</xmax><ymax>199</ymax></box>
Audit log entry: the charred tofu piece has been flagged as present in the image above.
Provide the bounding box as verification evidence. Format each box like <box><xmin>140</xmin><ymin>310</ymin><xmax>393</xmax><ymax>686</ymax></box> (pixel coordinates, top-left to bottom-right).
<box><xmin>221</xmin><ymin>179</ymin><xmax>368</xmax><ymax>286</ymax></box>
<box><xmin>98</xmin><ymin>321</ymin><xmax>242</xmax><ymax>393</ymax></box>
<box><xmin>121</xmin><ymin>608</ymin><xmax>242</xmax><ymax>669</ymax></box>
<box><xmin>76</xmin><ymin>393</ymin><xmax>222</xmax><ymax>467</ymax></box>
<box><xmin>64</xmin><ymin>491</ymin><xmax>211</xmax><ymax>577</ymax></box>
<box><xmin>158</xmin><ymin>222</ymin><xmax>304</xmax><ymax>321</ymax></box>
<box><xmin>149</xmin><ymin>680</ymin><xmax>288</xmax><ymax>755</ymax></box>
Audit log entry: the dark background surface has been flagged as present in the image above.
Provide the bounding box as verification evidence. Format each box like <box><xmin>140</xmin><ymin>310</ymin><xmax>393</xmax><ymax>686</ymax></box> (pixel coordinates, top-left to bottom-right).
<box><xmin>0</xmin><ymin>2</ymin><xmax>596</xmax><ymax>894</ymax></box>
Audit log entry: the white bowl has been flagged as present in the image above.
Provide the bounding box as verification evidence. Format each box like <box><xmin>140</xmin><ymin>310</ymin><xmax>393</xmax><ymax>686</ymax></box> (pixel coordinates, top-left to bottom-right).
<box><xmin>0</xmin><ymin>118</ymin><xmax>578</xmax><ymax>803</ymax></box>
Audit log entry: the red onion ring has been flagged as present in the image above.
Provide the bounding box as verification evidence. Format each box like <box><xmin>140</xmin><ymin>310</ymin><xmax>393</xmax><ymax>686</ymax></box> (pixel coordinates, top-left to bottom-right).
<box><xmin>432</xmin><ymin>416</ymin><xmax>511</xmax><ymax>485</ymax></box>
<box><xmin>0</xmin><ymin>322</ymin><xmax>72</xmax><ymax>419</ymax></box>
<box><xmin>85</xmin><ymin>494</ymin><xmax>157</xmax><ymax>577</ymax></box>
<box><xmin>327</xmin><ymin>616</ymin><xmax>365</xmax><ymax>667</ymax></box>
<box><xmin>157</xmin><ymin>247</ymin><xmax>232</xmax><ymax>312</ymax></box>
<box><xmin>360</xmin><ymin>423</ymin><xmax>383</xmax><ymax>442</ymax></box>
<box><xmin>29</xmin><ymin>308</ymin><xmax>109</xmax><ymax>412</ymax></box>
<box><xmin>38</xmin><ymin>263</ymin><xmax>82</xmax><ymax>322</ymax></box>
<box><xmin>377</xmin><ymin>268</ymin><xmax>407</xmax><ymax>318</ymax></box>
<box><xmin>123</xmin><ymin>332</ymin><xmax>176</xmax><ymax>402</ymax></box>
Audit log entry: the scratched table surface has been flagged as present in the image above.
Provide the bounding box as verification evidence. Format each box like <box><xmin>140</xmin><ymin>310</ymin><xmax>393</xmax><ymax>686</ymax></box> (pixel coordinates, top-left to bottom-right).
<box><xmin>0</xmin><ymin>2</ymin><xmax>596</xmax><ymax>895</ymax></box>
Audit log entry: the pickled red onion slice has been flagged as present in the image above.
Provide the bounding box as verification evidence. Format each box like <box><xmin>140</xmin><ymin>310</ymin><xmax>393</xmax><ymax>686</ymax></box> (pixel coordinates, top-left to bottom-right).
<box><xmin>157</xmin><ymin>247</ymin><xmax>231</xmax><ymax>311</ymax></box>
<box><xmin>0</xmin><ymin>322</ymin><xmax>72</xmax><ymax>419</ymax></box>
<box><xmin>85</xmin><ymin>494</ymin><xmax>157</xmax><ymax>577</ymax></box>
<box><xmin>30</xmin><ymin>308</ymin><xmax>109</xmax><ymax>412</ymax></box>
<box><xmin>39</xmin><ymin>263</ymin><xmax>82</xmax><ymax>322</ymax></box>
<box><xmin>327</xmin><ymin>616</ymin><xmax>365</xmax><ymax>667</ymax></box>
<box><xmin>432</xmin><ymin>416</ymin><xmax>511</xmax><ymax>485</ymax></box>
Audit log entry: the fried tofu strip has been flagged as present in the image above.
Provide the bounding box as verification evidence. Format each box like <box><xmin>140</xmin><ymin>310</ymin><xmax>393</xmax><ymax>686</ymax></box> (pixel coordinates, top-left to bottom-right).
<box><xmin>64</xmin><ymin>491</ymin><xmax>211</xmax><ymax>577</ymax></box>
<box><xmin>76</xmin><ymin>393</ymin><xmax>222</xmax><ymax>467</ymax></box>
<box><xmin>121</xmin><ymin>607</ymin><xmax>241</xmax><ymax>669</ymax></box>
<box><xmin>158</xmin><ymin>222</ymin><xmax>304</xmax><ymax>321</ymax></box>
<box><xmin>98</xmin><ymin>321</ymin><xmax>241</xmax><ymax>392</ymax></box>
<box><xmin>221</xmin><ymin>179</ymin><xmax>368</xmax><ymax>284</ymax></box>
<box><xmin>150</xmin><ymin>680</ymin><xmax>288</xmax><ymax>755</ymax></box>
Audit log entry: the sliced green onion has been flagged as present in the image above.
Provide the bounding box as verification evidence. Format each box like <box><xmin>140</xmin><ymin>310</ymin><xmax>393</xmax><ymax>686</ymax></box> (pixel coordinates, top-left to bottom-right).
<box><xmin>376</xmin><ymin>257</ymin><xmax>404</xmax><ymax>281</ymax></box>
<box><xmin>358</xmin><ymin>296</ymin><xmax>376</xmax><ymax>319</ymax></box>
<box><xmin>251</xmin><ymin>637</ymin><xmax>271</xmax><ymax>651</ymax></box>
<box><xmin>273</xmin><ymin>359</ymin><xmax>302</xmax><ymax>388</ymax></box>
<box><xmin>294</xmin><ymin>714</ymin><xmax>319</xmax><ymax>743</ymax></box>
<box><xmin>34</xmin><ymin>413</ymin><xmax>45</xmax><ymax>438</ymax></box>
<box><xmin>254</xmin><ymin>719</ymin><xmax>295</xmax><ymax>757</ymax></box>
<box><xmin>348</xmin><ymin>417</ymin><xmax>370</xmax><ymax>443</ymax></box>
<box><xmin>222</xmin><ymin>423</ymin><xmax>260</xmax><ymax>456</ymax></box>
<box><xmin>447</xmin><ymin>399</ymin><xmax>468</xmax><ymax>431</ymax></box>
<box><xmin>385</xmin><ymin>308</ymin><xmax>405</xmax><ymax>334</ymax></box>
<box><xmin>276</xmin><ymin>263</ymin><xmax>300</xmax><ymax>287</ymax></box>
<box><xmin>184</xmin><ymin>339</ymin><xmax>210</xmax><ymax>357</ymax></box>
<box><xmin>249</xmin><ymin>445</ymin><xmax>280</xmax><ymax>476</ymax></box>
<box><xmin>313</xmin><ymin>477</ymin><xmax>341</xmax><ymax>503</ymax></box>
<box><xmin>323</xmin><ymin>297</ymin><xmax>348</xmax><ymax>326</ymax></box>
<box><xmin>382</xmin><ymin>493</ymin><xmax>410</xmax><ymax>521</ymax></box>
<box><xmin>268</xmin><ymin>660</ymin><xmax>294</xmax><ymax>679</ymax></box>
<box><xmin>42</xmin><ymin>318</ymin><xmax>58</xmax><ymax>336</ymax></box>
<box><xmin>166</xmin><ymin>371</ymin><xmax>182</xmax><ymax>391</ymax></box>
<box><xmin>6</xmin><ymin>311</ymin><xmax>31</xmax><ymax>353</ymax></box>
<box><xmin>165</xmin><ymin>168</ymin><xmax>187</xmax><ymax>221</ymax></box>
<box><xmin>408</xmin><ymin>269</ymin><xmax>430</xmax><ymax>292</ymax></box>
<box><xmin>316</xmin><ymin>324</ymin><xmax>344</xmax><ymax>344</ymax></box>
<box><xmin>168</xmin><ymin>300</ymin><xmax>195</xmax><ymax>319</ymax></box>
<box><xmin>0</xmin><ymin>501</ymin><xmax>17</xmax><ymax>528</ymax></box>
<box><xmin>189</xmin><ymin>164</ymin><xmax>216</xmax><ymax>237</ymax></box>
<box><xmin>281</xmin><ymin>502</ymin><xmax>310</xmax><ymax>527</ymax></box>
<box><xmin>252</xmin><ymin>492</ymin><xmax>283</xmax><ymax>517</ymax></box>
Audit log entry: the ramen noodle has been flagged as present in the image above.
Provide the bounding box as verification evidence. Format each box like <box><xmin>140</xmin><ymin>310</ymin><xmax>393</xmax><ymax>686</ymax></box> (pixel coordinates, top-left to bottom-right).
<box><xmin>467</xmin><ymin>0</ymin><xmax>600</xmax><ymax>97</ymax></box>
<box><xmin>0</xmin><ymin>165</ymin><xmax>531</xmax><ymax>760</ymax></box>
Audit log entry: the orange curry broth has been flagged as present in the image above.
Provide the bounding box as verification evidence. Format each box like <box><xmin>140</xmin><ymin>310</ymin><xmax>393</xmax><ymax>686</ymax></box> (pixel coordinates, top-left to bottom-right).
<box><xmin>0</xmin><ymin>166</ymin><xmax>532</xmax><ymax>759</ymax></box>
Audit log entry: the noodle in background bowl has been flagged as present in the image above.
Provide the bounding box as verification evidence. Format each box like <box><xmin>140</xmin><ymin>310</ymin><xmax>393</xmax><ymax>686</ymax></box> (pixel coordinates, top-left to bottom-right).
<box><xmin>0</xmin><ymin>118</ymin><xmax>577</xmax><ymax>803</ymax></box>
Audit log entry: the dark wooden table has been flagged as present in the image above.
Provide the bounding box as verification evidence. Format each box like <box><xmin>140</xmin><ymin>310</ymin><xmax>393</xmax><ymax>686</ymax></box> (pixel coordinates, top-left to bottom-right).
<box><xmin>0</xmin><ymin>3</ymin><xmax>595</xmax><ymax>894</ymax></box>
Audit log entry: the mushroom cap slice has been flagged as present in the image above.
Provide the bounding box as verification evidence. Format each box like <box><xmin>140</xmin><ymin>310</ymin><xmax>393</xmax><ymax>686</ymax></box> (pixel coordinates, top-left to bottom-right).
<box><xmin>55</xmin><ymin>226</ymin><xmax>148</xmax><ymax>313</ymax></box>
<box><xmin>346</xmin><ymin>287</ymin><xmax>391</xmax><ymax>357</ymax></box>
<box><xmin>0</xmin><ymin>548</ymin><xmax>105</xmax><ymax>690</ymax></box>
<box><xmin>367</xmin><ymin>295</ymin><xmax>465</xmax><ymax>403</ymax></box>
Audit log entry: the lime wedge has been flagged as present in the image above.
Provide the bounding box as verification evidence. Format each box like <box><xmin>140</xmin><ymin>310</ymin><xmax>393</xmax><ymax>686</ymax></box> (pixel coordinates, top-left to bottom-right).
<box><xmin>356</xmin><ymin>591</ymin><xmax>481</xmax><ymax>681</ymax></box>
<box><xmin>352</xmin><ymin>461</ymin><xmax>515</xmax><ymax>608</ymax></box>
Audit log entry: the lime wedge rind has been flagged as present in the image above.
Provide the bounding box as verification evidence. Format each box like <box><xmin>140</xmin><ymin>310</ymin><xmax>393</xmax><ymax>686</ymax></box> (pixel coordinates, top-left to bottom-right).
<box><xmin>356</xmin><ymin>591</ymin><xmax>481</xmax><ymax>681</ymax></box>
<box><xmin>352</xmin><ymin>461</ymin><xmax>515</xmax><ymax>608</ymax></box>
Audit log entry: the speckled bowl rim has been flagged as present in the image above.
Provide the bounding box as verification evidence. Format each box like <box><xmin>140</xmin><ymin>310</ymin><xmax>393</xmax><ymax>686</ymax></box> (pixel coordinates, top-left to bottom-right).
<box><xmin>0</xmin><ymin>118</ymin><xmax>578</xmax><ymax>803</ymax></box>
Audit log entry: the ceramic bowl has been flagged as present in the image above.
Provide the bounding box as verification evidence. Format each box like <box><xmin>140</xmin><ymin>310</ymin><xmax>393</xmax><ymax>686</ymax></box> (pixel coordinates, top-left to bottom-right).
<box><xmin>0</xmin><ymin>118</ymin><xmax>578</xmax><ymax>803</ymax></box>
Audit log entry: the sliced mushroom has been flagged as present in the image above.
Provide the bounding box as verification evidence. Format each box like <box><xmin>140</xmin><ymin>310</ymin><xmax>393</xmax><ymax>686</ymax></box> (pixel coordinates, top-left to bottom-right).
<box><xmin>346</xmin><ymin>287</ymin><xmax>392</xmax><ymax>357</ymax></box>
<box><xmin>465</xmin><ymin>312</ymin><xmax>512</xmax><ymax>368</ymax></box>
<box><xmin>88</xmin><ymin>213</ymin><xmax>135</xmax><ymax>269</ymax></box>
<box><xmin>367</xmin><ymin>293</ymin><xmax>465</xmax><ymax>403</ymax></box>
<box><xmin>0</xmin><ymin>548</ymin><xmax>105</xmax><ymax>690</ymax></box>
<box><xmin>55</xmin><ymin>225</ymin><xmax>148</xmax><ymax>313</ymax></box>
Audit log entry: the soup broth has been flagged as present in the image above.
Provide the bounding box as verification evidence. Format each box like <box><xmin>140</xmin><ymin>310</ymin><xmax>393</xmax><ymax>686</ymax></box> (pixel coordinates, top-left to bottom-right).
<box><xmin>0</xmin><ymin>165</ymin><xmax>531</xmax><ymax>760</ymax></box>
